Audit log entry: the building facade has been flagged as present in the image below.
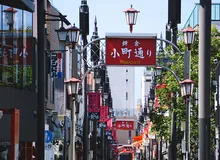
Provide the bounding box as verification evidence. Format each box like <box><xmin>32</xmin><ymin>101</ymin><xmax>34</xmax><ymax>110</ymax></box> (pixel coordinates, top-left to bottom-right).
<box><xmin>107</xmin><ymin>66</ymin><xmax>135</xmax><ymax>116</ymax></box>
<box><xmin>0</xmin><ymin>1</ymin><xmax>37</xmax><ymax>142</ymax></box>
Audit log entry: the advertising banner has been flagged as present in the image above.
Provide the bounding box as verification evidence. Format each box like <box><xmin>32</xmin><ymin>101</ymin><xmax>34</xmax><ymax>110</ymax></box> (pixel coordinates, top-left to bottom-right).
<box><xmin>87</xmin><ymin>92</ymin><xmax>101</xmax><ymax>113</ymax></box>
<box><xmin>115</xmin><ymin>120</ymin><xmax>134</xmax><ymax>130</ymax></box>
<box><xmin>99</xmin><ymin>106</ymin><xmax>108</xmax><ymax>122</ymax></box>
<box><xmin>106</xmin><ymin>33</ymin><xmax>156</xmax><ymax>66</ymax></box>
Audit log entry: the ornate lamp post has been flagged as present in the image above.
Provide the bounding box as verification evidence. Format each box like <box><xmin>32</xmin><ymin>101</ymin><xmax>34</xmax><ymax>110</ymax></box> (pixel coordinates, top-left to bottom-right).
<box><xmin>182</xmin><ymin>25</ymin><xmax>195</xmax><ymax>160</ymax></box>
<box><xmin>180</xmin><ymin>79</ymin><xmax>195</xmax><ymax>97</ymax></box>
<box><xmin>182</xmin><ymin>25</ymin><xmax>196</xmax><ymax>51</ymax></box>
<box><xmin>94</xmin><ymin>68</ymin><xmax>102</xmax><ymax>86</ymax></box>
<box><xmin>56</xmin><ymin>23</ymin><xmax>81</xmax><ymax>48</ymax></box>
<box><xmin>179</xmin><ymin>79</ymin><xmax>195</xmax><ymax>160</ymax></box>
<box><xmin>124</xmin><ymin>5</ymin><xmax>140</xmax><ymax>33</ymax></box>
<box><xmin>155</xmin><ymin>66</ymin><xmax>163</xmax><ymax>77</ymax></box>
<box><xmin>55</xmin><ymin>26</ymin><xmax>69</xmax><ymax>42</ymax></box>
<box><xmin>3</xmin><ymin>7</ymin><xmax>17</xmax><ymax>31</ymax></box>
<box><xmin>64</xmin><ymin>77</ymin><xmax>80</xmax><ymax>160</ymax></box>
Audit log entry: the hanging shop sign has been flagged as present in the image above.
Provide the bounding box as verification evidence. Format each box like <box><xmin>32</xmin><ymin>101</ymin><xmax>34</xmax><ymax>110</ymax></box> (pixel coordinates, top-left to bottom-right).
<box><xmin>87</xmin><ymin>92</ymin><xmax>101</xmax><ymax>113</ymax></box>
<box><xmin>99</xmin><ymin>106</ymin><xmax>108</xmax><ymax>122</ymax></box>
<box><xmin>106</xmin><ymin>33</ymin><xmax>156</xmax><ymax>66</ymax></box>
<box><xmin>98</xmin><ymin>122</ymin><xmax>107</xmax><ymax>128</ymax></box>
<box><xmin>115</xmin><ymin>120</ymin><xmax>134</xmax><ymax>130</ymax></box>
<box><xmin>50</xmin><ymin>52</ymin><xmax>63</xmax><ymax>78</ymax></box>
<box><xmin>50</xmin><ymin>53</ymin><xmax>58</xmax><ymax>78</ymax></box>
<box><xmin>88</xmin><ymin>112</ymin><xmax>100</xmax><ymax>120</ymax></box>
<box><xmin>57</xmin><ymin>52</ymin><xmax>62</xmax><ymax>78</ymax></box>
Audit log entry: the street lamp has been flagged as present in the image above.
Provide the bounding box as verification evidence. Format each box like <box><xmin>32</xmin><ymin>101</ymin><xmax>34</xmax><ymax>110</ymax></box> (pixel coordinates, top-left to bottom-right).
<box><xmin>181</xmin><ymin>26</ymin><xmax>195</xmax><ymax>160</ymax></box>
<box><xmin>179</xmin><ymin>78</ymin><xmax>195</xmax><ymax>160</ymax></box>
<box><xmin>65</xmin><ymin>77</ymin><xmax>80</xmax><ymax>96</ymax></box>
<box><xmin>94</xmin><ymin>68</ymin><xmax>102</xmax><ymax>85</ymax></box>
<box><xmin>179</xmin><ymin>79</ymin><xmax>195</xmax><ymax>97</ymax></box>
<box><xmin>148</xmin><ymin>97</ymin><xmax>154</xmax><ymax>110</ymax></box>
<box><xmin>56</xmin><ymin>26</ymin><xmax>69</xmax><ymax>42</ymax></box>
<box><xmin>3</xmin><ymin>7</ymin><xmax>17</xmax><ymax>31</ymax></box>
<box><xmin>182</xmin><ymin>25</ymin><xmax>195</xmax><ymax>50</ymax></box>
<box><xmin>155</xmin><ymin>66</ymin><xmax>163</xmax><ymax>77</ymax></box>
<box><xmin>66</xmin><ymin>24</ymin><xmax>81</xmax><ymax>49</ymax></box>
<box><xmin>64</xmin><ymin>77</ymin><xmax>80</xmax><ymax>160</ymax></box>
<box><xmin>124</xmin><ymin>5</ymin><xmax>140</xmax><ymax>33</ymax></box>
<box><xmin>56</xmin><ymin>23</ymin><xmax>81</xmax><ymax>46</ymax></box>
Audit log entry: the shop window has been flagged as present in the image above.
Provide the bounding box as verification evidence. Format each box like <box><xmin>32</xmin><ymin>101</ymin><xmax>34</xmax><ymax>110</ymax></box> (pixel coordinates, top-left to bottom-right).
<box><xmin>0</xmin><ymin>5</ymin><xmax>34</xmax><ymax>91</ymax></box>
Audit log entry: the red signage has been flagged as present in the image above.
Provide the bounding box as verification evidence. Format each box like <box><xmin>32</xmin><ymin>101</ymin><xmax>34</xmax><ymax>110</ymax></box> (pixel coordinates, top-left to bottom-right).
<box><xmin>99</xmin><ymin>106</ymin><xmax>109</xmax><ymax>122</ymax></box>
<box><xmin>88</xmin><ymin>92</ymin><xmax>101</xmax><ymax>112</ymax></box>
<box><xmin>106</xmin><ymin>34</ymin><xmax>156</xmax><ymax>66</ymax></box>
<box><xmin>107</xmin><ymin>118</ymin><xmax>112</xmax><ymax>128</ymax></box>
<box><xmin>115</xmin><ymin>120</ymin><xmax>134</xmax><ymax>130</ymax></box>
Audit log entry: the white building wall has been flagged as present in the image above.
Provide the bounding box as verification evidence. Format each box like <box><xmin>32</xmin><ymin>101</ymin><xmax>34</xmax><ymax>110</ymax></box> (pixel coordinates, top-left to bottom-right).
<box><xmin>141</xmin><ymin>69</ymin><xmax>152</xmax><ymax>108</ymax></box>
<box><xmin>107</xmin><ymin>66</ymin><xmax>135</xmax><ymax>116</ymax></box>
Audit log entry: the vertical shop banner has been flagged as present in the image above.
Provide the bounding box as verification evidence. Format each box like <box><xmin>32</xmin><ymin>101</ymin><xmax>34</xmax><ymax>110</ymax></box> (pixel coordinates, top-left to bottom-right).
<box><xmin>115</xmin><ymin>120</ymin><xmax>134</xmax><ymax>130</ymax></box>
<box><xmin>50</xmin><ymin>53</ymin><xmax>58</xmax><ymax>78</ymax></box>
<box><xmin>87</xmin><ymin>92</ymin><xmax>101</xmax><ymax>113</ymax></box>
<box><xmin>57</xmin><ymin>52</ymin><xmax>62</xmax><ymax>78</ymax></box>
<box><xmin>106</xmin><ymin>33</ymin><xmax>156</xmax><ymax>66</ymax></box>
<box><xmin>99</xmin><ymin>106</ymin><xmax>108</xmax><ymax>122</ymax></box>
<box><xmin>107</xmin><ymin>118</ymin><xmax>112</xmax><ymax>128</ymax></box>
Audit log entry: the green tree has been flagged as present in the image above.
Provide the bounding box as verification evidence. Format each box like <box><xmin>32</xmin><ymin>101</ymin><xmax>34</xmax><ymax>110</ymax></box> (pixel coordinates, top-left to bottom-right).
<box><xmin>149</xmin><ymin>25</ymin><xmax>220</xmax><ymax>159</ymax></box>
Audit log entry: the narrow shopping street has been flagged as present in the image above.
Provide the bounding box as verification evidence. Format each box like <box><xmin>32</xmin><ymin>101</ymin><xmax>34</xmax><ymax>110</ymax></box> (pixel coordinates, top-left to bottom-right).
<box><xmin>0</xmin><ymin>0</ymin><xmax>217</xmax><ymax>160</ymax></box>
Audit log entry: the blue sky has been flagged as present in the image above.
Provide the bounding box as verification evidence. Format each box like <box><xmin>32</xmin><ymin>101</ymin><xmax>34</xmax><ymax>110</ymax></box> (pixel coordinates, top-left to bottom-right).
<box><xmin>51</xmin><ymin>0</ymin><xmax>211</xmax><ymax>106</ymax></box>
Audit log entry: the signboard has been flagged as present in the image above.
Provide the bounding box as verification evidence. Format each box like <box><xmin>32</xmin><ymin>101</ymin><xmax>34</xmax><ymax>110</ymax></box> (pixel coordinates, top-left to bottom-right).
<box><xmin>45</xmin><ymin>142</ymin><xmax>53</xmax><ymax>150</ymax></box>
<box><xmin>45</xmin><ymin>130</ymin><xmax>53</xmax><ymax>143</ymax></box>
<box><xmin>106</xmin><ymin>33</ymin><xmax>156</xmax><ymax>66</ymax></box>
<box><xmin>50</xmin><ymin>53</ymin><xmax>58</xmax><ymax>78</ymax></box>
<box><xmin>57</xmin><ymin>52</ymin><xmax>62</xmax><ymax>78</ymax></box>
<box><xmin>88</xmin><ymin>112</ymin><xmax>100</xmax><ymax>120</ymax></box>
<box><xmin>99</xmin><ymin>106</ymin><xmax>108</xmax><ymax>122</ymax></box>
<box><xmin>98</xmin><ymin>122</ymin><xmax>107</xmax><ymax>128</ymax></box>
<box><xmin>115</xmin><ymin>120</ymin><xmax>134</xmax><ymax>130</ymax></box>
<box><xmin>50</xmin><ymin>52</ymin><xmax>63</xmax><ymax>78</ymax></box>
<box><xmin>88</xmin><ymin>92</ymin><xmax>101</xmax><ymax>113</ymax></box>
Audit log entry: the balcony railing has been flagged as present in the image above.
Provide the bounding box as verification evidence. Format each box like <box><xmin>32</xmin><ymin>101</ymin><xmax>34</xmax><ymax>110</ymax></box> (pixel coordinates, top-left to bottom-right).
<box><xmin>183</xmin><ymin>3</ymin><xmax>220</xmax><ymax>29</ymax></box>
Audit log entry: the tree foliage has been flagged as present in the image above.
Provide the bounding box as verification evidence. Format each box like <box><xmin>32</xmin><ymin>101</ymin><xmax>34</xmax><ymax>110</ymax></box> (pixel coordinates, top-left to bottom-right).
<box><xmin>149</xmin><ymin>25</ymin><xmax>220</xmax><ymax>159</ymax></box>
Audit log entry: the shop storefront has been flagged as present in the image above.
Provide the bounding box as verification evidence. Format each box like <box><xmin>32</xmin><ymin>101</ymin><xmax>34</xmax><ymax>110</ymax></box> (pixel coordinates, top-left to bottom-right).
<box><xmin>0</xmin><ymin>2</ymin><xmax>37</xmax><ymax>143</ymax></box>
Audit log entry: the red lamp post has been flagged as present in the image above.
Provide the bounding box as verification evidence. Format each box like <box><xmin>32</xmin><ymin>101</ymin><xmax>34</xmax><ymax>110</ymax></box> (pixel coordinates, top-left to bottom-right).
<box><xmin>179</xmin><ymin>79</ymin><xmax>195</xmax><ymax>97</ymax></box>
<box><xmin>124</xmin><ymin>5</ymin><xmax>140</xmax><ymax>33</ymax></box>
<box><xmin>64</xmin><ymin>77</ymin><xmax>80</xmax><ymax>160</ymax></box>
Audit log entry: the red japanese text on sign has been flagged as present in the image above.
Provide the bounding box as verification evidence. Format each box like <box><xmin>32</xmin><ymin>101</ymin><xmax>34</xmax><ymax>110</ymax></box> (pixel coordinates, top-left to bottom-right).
<box><xmin>87</xmin><ymin>92</ymin><xmax>101</xmax><ymax>113</ymax></box>
<box><xmin>99</xmin><ymin>106</ymin><xmax>109</xmax><ymax>122</ymax></box>
<box><xmin>115</xmin><ymin>120</ymin><xmax>134</xmax><ymax>130</ymax></box>
<box><xmin>106</xmin><ymin>33</ymin><xmax>156</xmax><ymax>66</ymax></box>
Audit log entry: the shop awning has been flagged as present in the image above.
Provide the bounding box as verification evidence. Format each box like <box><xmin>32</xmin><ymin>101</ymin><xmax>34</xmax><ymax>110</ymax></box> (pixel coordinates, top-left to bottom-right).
<box><xmin>1</xmin><ymin>0</ymin><xmax>34</xmax><ymax>12</ymax></box>
<box><xmin>132</xmin><ymin>135</ymin><xmax>142</xmax><ymax>141</ymax></box>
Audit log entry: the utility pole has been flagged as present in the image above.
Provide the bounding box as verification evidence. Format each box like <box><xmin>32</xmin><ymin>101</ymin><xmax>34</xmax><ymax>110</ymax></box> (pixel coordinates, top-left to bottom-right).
<box><xmin>37</xmin><ymin>0</ymin><xmax>46</xmax><ymax>159</ymax></box>
<box><xmin>199</xmin><ymin>0</ymin><xmax>211</xmax><ymax>159</ymax></box>
<box><xmin>80</xmin><ymin>0</ymin><xmax>89</xmax><ymax>160</ymax></box>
